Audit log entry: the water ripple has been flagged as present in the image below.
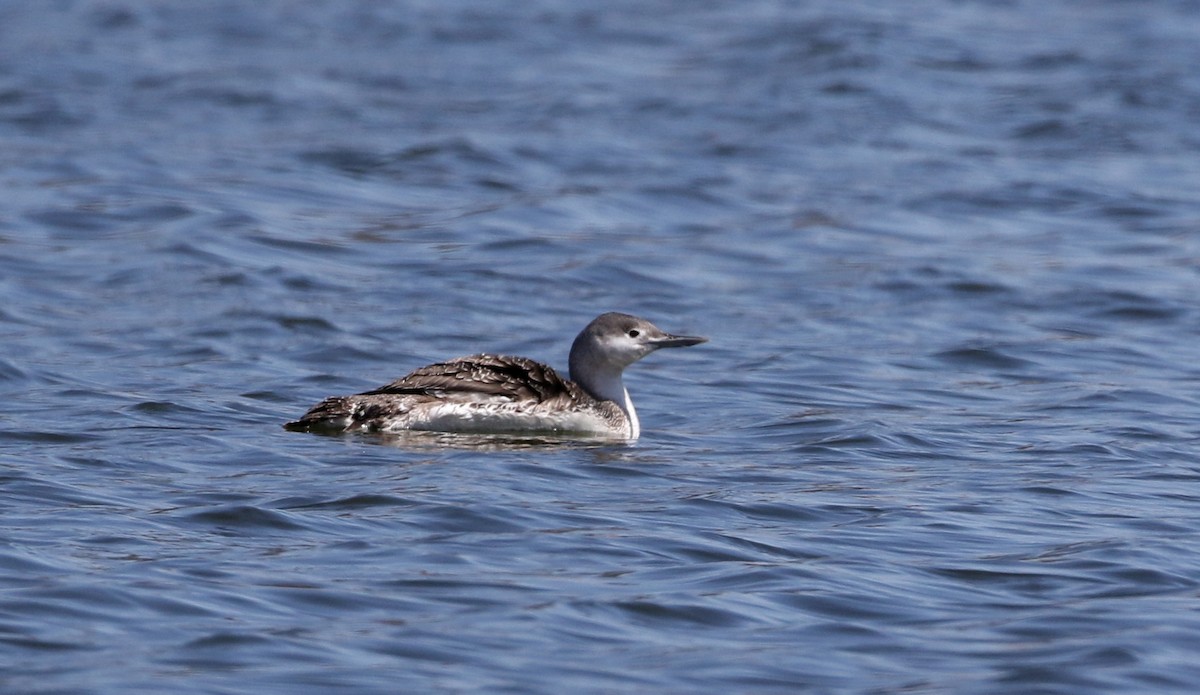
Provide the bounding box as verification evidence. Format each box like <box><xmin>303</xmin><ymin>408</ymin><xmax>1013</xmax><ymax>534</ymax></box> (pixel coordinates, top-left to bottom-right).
<box><xmin>3</xmin><ymin>1</ymin><xmax>1200</xmax><ymax>693</ymax></box>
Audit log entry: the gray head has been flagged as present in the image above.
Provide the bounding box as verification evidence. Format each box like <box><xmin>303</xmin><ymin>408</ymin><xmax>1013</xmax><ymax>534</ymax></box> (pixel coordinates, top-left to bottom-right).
<box><xmin>567</xmin><ymin>312</ymin><xmax>706</xmax><ymax>438</ymax></box>
<box><xmin>569</xmin><ymin>312</ymin><xmax>707</xmax><ymax>381</ymax></box>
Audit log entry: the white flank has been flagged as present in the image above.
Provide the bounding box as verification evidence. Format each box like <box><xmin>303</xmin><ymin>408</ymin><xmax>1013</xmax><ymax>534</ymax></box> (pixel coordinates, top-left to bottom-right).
<box><xmin>390</xmin><ymin>401</ymin><xmax>617</xmax><ymax>436</ymax></box>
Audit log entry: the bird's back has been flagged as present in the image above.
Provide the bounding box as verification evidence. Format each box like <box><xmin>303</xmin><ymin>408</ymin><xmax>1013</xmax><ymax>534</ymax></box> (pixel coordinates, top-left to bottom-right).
<box><xmin>366</xmin><ymin>354</ymin><xmax>580</xmax><ymax>402</ymax></box>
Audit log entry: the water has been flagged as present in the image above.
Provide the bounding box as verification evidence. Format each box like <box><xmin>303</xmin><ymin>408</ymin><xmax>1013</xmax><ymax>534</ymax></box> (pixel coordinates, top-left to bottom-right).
<box><xmin>3</xmin><ymin>1</ymin><xmax>1200</xmax><ymax>692</ymax></box>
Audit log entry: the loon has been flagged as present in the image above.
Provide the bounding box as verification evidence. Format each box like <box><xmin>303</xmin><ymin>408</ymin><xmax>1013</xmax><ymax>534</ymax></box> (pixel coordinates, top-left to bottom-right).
<box><xmin>284</xmin><ymin>312</ymin><xmax>707</xmax><ymax>439</ymax></box>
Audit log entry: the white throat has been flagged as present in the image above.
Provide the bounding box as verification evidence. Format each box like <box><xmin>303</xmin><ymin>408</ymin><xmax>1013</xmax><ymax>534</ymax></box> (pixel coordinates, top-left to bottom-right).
<box><xmin>575</xmin><ymin>368</ymin><xmax>639</xmax><ymax>439</ymax></box>
<box><xmin>621</xmin><ymin>386</ymin><xmax>640</xmax><ymax>439</ymax></box>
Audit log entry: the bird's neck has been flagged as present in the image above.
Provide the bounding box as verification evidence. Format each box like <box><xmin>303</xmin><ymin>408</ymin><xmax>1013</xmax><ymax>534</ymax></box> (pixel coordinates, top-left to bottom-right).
<box><xmin>571</xmin><ymin>363</ymin><xmax>639</xmax><ymax>439</ymax></box>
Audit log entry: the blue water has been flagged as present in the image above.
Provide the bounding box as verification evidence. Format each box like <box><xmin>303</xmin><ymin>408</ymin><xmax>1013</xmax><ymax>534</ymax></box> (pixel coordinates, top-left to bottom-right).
<box><xmin>4</xmin><ymin>1</ymin><xmax>1200</xmax><ymax>692</ymax></box>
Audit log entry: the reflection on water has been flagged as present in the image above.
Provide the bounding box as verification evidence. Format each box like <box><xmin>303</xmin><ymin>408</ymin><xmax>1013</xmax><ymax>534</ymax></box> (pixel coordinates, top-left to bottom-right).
<box><xmin>347</xmin><ymin>429</ymin><xmax>628</xmax><ymax>452</ymax></box>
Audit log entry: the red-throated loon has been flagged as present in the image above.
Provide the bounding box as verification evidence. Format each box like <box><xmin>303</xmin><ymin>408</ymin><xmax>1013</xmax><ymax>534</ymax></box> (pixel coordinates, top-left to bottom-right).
<box><xmin>284</xmin><ymin>312</ymin><xmax>707</xmax><ymax>439</ymax></box>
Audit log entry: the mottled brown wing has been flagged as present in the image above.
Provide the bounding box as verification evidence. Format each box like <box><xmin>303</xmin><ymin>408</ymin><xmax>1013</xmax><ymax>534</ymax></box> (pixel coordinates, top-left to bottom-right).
<box><xmin>362</xmin><ymin>354</ymin><xmax>582</xmax><ymax>403</ymax></box>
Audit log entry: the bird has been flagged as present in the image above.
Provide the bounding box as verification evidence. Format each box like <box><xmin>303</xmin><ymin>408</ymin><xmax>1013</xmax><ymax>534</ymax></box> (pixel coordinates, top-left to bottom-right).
<box><xmin>284</xmin><ymin>312</ymin><xmax>707</xmax><ymax>439</ymax></box>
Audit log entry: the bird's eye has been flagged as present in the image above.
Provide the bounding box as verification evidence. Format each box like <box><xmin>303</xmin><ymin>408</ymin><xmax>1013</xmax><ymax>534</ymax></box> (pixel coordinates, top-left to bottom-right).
<box><xmin>628</xmin><ymin>329</ymin><xmax>640</xmax><ymax>338</ymax></box>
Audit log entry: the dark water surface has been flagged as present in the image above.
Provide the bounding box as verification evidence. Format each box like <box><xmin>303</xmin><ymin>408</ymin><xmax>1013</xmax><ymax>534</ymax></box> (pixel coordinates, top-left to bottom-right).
<box><xmin>4</xmin><ymin>1</ymin><xmax>1200</xmax><ymax>692</ymax></box>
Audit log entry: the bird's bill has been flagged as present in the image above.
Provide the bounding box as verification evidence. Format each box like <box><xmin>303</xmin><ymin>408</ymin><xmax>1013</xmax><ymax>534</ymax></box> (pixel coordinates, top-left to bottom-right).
<box><xmin>650</xmin><ymin>333</ymin><xmax>708</xmax><ymax>348</ymax></box>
